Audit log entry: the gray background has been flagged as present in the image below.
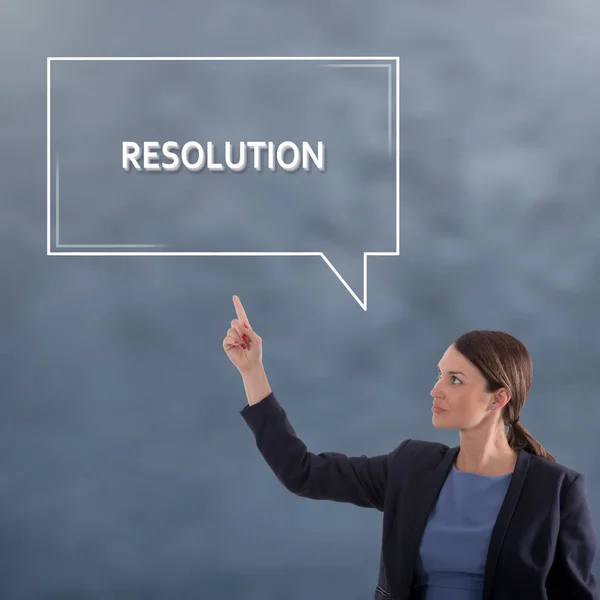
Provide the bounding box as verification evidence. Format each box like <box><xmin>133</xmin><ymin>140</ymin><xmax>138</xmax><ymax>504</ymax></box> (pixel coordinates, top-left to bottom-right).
<box><xmin>1</xmin><ymin>0</ymin><xmax>600</xmax><ymax>598</ymax></box>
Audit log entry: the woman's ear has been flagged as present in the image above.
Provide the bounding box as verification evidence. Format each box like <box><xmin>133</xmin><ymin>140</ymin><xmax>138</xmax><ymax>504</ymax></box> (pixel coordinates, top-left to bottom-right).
<box><xmin>494</xmin><ymin>388</ymin><xmax>511</xmax><ymax>409</ymax></box>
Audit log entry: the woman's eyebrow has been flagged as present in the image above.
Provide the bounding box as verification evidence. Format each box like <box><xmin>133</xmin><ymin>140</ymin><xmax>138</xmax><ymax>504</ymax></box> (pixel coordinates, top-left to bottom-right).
<box><xmin>437</xmin><ymin>366</ymin><xmax>467</xmax><ymax>376</ymax></box>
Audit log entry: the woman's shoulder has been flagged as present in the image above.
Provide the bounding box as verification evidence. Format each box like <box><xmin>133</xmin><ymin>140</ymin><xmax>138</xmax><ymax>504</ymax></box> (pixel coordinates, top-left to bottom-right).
<box><xmin>387</xmin><ymin>438</ymin><xmax>453</xmax><ymax>469</ymax></box>
<box><xmin>527</xmin><ymin>451</ymin><xmax>585</xmax><ymax>486</ymax></box>
<box><xmin>389</xmin><ymin>438</ymin><xmax>450</xmax><ymax>456</ymax></box>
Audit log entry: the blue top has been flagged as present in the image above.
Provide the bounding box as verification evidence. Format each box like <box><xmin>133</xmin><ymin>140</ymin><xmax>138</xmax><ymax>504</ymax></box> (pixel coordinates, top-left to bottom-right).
<box><xmin>410</xmin><ymin>463</ymin><xmax>513</xmax><ymax>600</ymax></box>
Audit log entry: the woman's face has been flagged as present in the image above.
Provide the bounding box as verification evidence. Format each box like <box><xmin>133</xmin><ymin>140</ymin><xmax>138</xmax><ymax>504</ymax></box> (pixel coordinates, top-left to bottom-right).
<box><xmin>430</xmin><ymin>344</ymin><xmax>503</xmax><ymax>430</ymax></box>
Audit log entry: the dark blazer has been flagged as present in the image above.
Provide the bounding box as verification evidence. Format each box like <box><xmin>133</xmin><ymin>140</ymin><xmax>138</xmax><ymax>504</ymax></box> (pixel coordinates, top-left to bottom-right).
<box><xmin>240</xmin><ymin>391</ymin><xmax>599</xmax><ymax>600</ymax></box>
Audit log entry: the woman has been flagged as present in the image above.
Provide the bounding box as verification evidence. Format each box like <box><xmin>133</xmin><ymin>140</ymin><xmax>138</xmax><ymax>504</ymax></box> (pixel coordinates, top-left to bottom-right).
<box><xmin>223</xmin><ymin>295</ymin><xmax>598</xmax><ymax>600</ymax></box>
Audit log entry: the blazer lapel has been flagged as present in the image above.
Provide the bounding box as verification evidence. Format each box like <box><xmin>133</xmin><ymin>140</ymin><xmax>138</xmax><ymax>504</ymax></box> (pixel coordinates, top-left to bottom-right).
<box><xmin>482</xmin><ymin>449</ymin><xmax>531</xmax><ymax>600</ymax></box>
<box><xmin>405</xmin><ymin>444</ymin><xmax>460</xmax><ymax>557</ymax></box>
<box><xmin>384</xmin><ymin>444</ymin><xmax>460</xmax><ymax>596</ymax></box>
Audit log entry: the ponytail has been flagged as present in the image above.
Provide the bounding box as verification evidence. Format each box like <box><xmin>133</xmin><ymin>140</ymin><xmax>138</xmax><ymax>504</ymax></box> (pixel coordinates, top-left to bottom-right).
<box><xmin>507</xmin><ymin>422</ymin><xmax>556</xmax><ymax>462</ymax></box>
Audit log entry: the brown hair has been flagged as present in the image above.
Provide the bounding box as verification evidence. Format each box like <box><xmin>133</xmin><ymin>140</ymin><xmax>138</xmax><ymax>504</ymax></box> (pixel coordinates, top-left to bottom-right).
<box><xmin>453</xmin><ymin>330</ymin><xmax>556</xmax><ymax>462</ymax></box>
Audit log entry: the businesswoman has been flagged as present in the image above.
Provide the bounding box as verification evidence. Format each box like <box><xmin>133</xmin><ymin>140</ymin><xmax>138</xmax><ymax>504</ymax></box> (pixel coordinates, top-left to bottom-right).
<box><xmin>223</xmin><ymin>295</ymin><xmax>598</xmax><ymax>600</ymax></box>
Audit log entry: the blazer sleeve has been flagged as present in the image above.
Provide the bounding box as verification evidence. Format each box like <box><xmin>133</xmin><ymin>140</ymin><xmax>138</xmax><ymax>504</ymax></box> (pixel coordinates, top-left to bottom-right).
<box><xmin>547</xmin><ymin>473</ymin><xmax>599</xmax><ymax>600</ymax></box>
<box><xmin>240</xmin><ymin>391</ymin><xmax>408</xmax><ymax>511</ymax></box>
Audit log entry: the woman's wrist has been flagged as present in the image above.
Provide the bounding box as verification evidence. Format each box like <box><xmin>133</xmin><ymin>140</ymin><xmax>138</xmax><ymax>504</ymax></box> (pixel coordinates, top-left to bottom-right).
<box><xmin>241</xmin><ymin>364</ymin><xmax>272</xmax><ymax>405</ymax></box>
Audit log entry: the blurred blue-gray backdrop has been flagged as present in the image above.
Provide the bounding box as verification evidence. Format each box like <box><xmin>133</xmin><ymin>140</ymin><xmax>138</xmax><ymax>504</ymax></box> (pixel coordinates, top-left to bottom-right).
<box><xmin>1</xmin><ymin>1</ymin><xmax>600</xmax><ymax>598</ymax></box>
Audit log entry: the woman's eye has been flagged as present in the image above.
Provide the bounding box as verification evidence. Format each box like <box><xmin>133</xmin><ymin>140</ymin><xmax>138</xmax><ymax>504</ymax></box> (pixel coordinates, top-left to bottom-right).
<box><xmin>436</xmin><ymin>373</ymin><xmax>460</xmax><ymax>384</ymax></box>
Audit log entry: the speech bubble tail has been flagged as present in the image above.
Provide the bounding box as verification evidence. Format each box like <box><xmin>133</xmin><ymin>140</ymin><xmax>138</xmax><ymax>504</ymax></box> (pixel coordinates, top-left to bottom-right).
<box><xmin>320</xmin><ymin>253</ymin><xmax>368</xmax><ymax>311</ymax></box>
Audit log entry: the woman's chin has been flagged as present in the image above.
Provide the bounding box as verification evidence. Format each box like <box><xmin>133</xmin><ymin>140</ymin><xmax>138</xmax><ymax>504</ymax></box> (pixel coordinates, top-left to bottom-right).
<box><xmin>432</xmin><ymin>414</ymin><xmax>453</xmax><ymax>429</ymax></box>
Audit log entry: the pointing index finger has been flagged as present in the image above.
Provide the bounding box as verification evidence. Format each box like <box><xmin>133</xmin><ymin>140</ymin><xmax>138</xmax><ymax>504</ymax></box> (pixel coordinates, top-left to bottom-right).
<box><xmin>232</xmin><ymin>295</ymin><xmax>250</xmax><ymax>328</ymax></box>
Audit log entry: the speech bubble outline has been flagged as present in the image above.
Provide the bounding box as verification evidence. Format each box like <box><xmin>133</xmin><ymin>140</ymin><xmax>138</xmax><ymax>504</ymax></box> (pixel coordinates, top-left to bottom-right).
<box><xmin>46</xmin><ymin>56</ymin><xmax>400</xmax><ymax>311</ymax></box>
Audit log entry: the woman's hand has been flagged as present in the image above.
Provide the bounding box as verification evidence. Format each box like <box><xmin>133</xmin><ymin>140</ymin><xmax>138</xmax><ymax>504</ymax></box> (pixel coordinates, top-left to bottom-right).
<box><xmin>223</xmin><ymin>295</ymin><xmax>263</xmax><ymax>374</ymax></box>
